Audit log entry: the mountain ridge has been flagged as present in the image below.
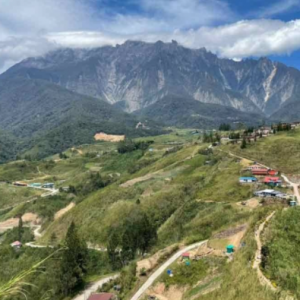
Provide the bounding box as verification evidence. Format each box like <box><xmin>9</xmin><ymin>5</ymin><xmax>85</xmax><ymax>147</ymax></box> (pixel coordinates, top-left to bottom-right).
<box><xmin>3</xmin><ymin>40</ymin><xmax>300</xmax><ymax>117</ymax></box>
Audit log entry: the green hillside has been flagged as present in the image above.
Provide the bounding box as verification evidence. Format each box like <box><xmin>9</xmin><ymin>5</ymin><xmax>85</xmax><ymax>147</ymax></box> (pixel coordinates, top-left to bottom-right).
<box><xmin>0</xmin><ymin>78</ymin><xmax>165</xmax><ymax>161</ymax></box>
<box><xmin>0</xmin><ymin>129</ymin><xmax>299</xmax><ymax>300</ymax></box>
<box><xmin>223</xmin><ymin>129</ymin><xmax>300</xmax><ymax>173</ymax></box>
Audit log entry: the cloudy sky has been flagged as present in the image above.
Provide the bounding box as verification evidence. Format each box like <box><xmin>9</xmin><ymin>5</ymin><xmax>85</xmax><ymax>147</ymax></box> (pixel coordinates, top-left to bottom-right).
<box><xmin>1</xmin><ymin>0</ymin><xmax>300</xmax><ymax>72</ymax></box>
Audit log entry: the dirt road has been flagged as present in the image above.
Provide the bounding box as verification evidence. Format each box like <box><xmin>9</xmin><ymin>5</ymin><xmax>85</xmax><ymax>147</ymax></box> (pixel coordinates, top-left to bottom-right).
<box><xmin>130</xmin><ymin>240</ymin><xmax>207</xmax><ymax>300</ymax></box>
<box><xmin>253</xmin><ymin>211</ymin><xmax>276</xmax><ymax>292</ymax></box>
<box><xmin>72</xmin><ymin>275</ymin><xmax>119</xmax><ymax>300</ymax></box>
<box><xmin>281</xmin><ymin>175</ymin><xmax>300</xmax><ymax>204</ymax></box>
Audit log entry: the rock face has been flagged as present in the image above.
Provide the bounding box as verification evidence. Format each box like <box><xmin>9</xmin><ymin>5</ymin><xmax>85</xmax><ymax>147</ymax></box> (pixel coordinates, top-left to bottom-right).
<box><xmin>4</xmin><ymin>40</ymin><xmax>300</xmax><ymax>117</ymax></box>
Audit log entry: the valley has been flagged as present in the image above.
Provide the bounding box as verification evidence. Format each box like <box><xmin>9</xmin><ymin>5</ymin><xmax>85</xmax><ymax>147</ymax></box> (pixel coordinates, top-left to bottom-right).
<box><xmin>0</xmin><ymin>126</ymin><xmax>300</xmax><ymax>300</ymax></box>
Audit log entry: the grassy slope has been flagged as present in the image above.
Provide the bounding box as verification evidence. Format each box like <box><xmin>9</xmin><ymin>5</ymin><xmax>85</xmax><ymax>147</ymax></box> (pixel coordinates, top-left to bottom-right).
<box><xmin>0</xmin><ymin>184</ymin><xmax>42</xmax><ymax>210</ymax></box>
<box><xmin>40</xmin><ymin>139</ymin><xmax>255</xmax><ymax>246</ymax></box>
<box><xmin>262</xmin><ymin>208</ymin><xmax>300</xmax><ymax>297</ymax></box>
<box><xmin>198</xmin><ymin>212</ymin><xmax>276</xmax><ymax>300</ymax></box>
<box><xmin>223</xmin><ymin>129</ymin><xmax>300</xmax><ymax>173</ymax></box>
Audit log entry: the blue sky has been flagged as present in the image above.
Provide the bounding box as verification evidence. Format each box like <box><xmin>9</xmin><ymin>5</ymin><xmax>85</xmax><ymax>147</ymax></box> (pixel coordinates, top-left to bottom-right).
<box><xmin>1</xmin><ymin>0</ymin><xmax>300</xmax><ymax>71</ymax></box>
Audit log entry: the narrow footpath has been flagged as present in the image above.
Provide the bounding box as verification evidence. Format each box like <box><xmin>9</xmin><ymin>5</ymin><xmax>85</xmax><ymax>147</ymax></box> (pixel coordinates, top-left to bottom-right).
<box><xmin>253</xmin><ymin>211</ymin><xmax>276</xmax><ymax>292</ymax></box>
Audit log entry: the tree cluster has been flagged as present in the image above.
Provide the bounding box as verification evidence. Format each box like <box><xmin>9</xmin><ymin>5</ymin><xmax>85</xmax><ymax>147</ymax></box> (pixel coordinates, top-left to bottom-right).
<box><xmin>117</xmin><ymin>139</ymin><xmax>154</xmax><ymax>154</ymax></box>
<box><xmin>107</xmin><ymin>209</ymin><xmax>157</xmax><ymax>270</ymax></box>
<box><xmin>219</xmin><ymin>123</ymin><xmax>231</xmax><ymax>131</ymax></box>
<box><xmin>202</xmin><ymin>132</ymin><xmax>221</xmax><ymax>143</ymax></box>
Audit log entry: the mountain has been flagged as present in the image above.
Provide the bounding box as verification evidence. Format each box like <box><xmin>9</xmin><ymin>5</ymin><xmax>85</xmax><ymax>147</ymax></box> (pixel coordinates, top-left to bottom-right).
<box><xmin>135</xmin><ymin>94</ymin><xmax>265</xmax><ymax>129</ymax></box>
<box><xmin>4</xmin><ymin>40</ymin><xmax>300</xmax><ymax>117</ymax></box>
<box><xmin>0</xmin><ymin>77</ymin><xmax>164</xmax><ymax>160</ymax></box>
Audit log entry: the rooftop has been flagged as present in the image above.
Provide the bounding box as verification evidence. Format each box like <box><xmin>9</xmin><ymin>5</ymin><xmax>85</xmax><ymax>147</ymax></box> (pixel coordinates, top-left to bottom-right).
<box><xmin>88</xmin><ymin>293</ymin><xmax>114</xmax><ymax>300</ymax></box>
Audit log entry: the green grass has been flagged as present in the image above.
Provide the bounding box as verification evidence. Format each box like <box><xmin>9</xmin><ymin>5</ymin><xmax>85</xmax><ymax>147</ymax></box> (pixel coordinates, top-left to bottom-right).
<box><xmin>186</xmin><ymin>275</ymin><xmax>222</xmax><ymax>297</ymax></box>
<box><xmin>160</xmin><ymin>259</ymin><xmax>209</xmax><ymax>287</ymax></box>
<box><xmin>262</xmin><ymin>207</ymin><xmax>300</xmax><ymax>297</ymax></box>
<box><xmin>223</xmin><ymin>129</ymin><xmax>300</xmax><ymax>173</ymax></box>
<box><xmin>0</xmin><ymin>184</ymin><xmax>43</xmax><ymax>209</ymax></box>
<box><xmin>196</xmin><ymin>210</ymin><xmax>278</xmax><ymax>300</ymax></box>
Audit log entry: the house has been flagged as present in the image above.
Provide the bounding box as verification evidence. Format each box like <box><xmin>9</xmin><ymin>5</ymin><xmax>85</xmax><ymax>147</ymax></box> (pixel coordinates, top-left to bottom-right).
<box><xmin>257</xmin><ymin>127</ymin><xmax>272</xmax><ymax>136</ymax></box>
<box><xmin>29</xmin><ymin>183</ymin><xmax>42</xmax><ymax>188</ymax></box>
<box><xmin>88</xmin><ymin>293</ymin><xmax>116</xmax><ymax>300</ymax></box>
<box><xmin>264</xmin><ymin>177</ymin><xmax>282</xmax><ymax>187</ymax></box>
<box><xmin>290</xmin><ymin>200</ymin><xmax>297</xmax><ymax>207</ymax></box>
<box><xmin>239</xmin><ymin>177</ymin><xmax>257</xmax><ymax>183</ymax></box>
<box><xmin>252</xmin><ymin>169</ymin><xmax>278</xmax><ymax>176</ymax></box>
<box><xmin>13</xmin><ymin>181</ymin><xmax>27</xmax><ymax>187</ymax></box>
<box><xmin>42</xmin><ymin>183</ymin><xmax>55</xmax><ymax>189</ymax></box>
<box><xmin>181</xmin><ymin>252</ymin><xmax>190</xmax><ymax>260</ymax></box>
<box><xmin>254</xmin><ymin>189</ymin><xmax>287</xmax><ymax>199</ymax></box>
<box><xmin>11</xmin><ymin>241</ymin><xmax>22</xmax><ymax>249</ymax></box>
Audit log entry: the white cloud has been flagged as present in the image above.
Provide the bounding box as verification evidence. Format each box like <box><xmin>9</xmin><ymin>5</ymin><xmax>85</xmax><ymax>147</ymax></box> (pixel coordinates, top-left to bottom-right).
<box><xmin>1</xmin><ymin>0</ymin><xmax>300</xmax><ymax>72</ymax></box>
<box><xmin>46</xmin><ymin>19</ymin><xmax>300</xmax><ymax>60</ymax></box>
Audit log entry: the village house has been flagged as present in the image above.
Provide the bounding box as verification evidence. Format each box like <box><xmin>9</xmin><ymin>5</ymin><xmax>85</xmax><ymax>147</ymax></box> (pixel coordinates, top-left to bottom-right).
<box><xmin>252</xmin><ymin>168</ymin><xmax>278</xmax><ymax>176</ymax></box>
<box><xmin>239</xmin><ymin>177</ymin><xmax>258</xmax><ymax>183</ymax></box>
<box><xmin>42</xmin><ymin>183</ymin><xmax>55</xmax><ymax>189</ymax></box>
<box><xmin>256</xmin><ymin>127</ymin><xmax>272</xmax><ymax>136</ymax></box>
<box><xmin>254</xmin><ymin>189</ymin><xmax>287</xmax><ymax>199</ymax></box>
<box><xmin>264</xmin><ymin>177</ymin><xmax>282</xmax><ymax>187</ymax></box>
<box><xmin>13</xmin><ymin>181</ymin><xmax>27</xmax><ymax>187</ymax></box>
<box><xmin>10</xmin><ymin>241</ymin><xmax>22</xmax><ymax>249</ymax></box>
<box><xmin>87</xmin><ymin>293</ymin><xmax>117</xmax><ymax>300</ymax></box>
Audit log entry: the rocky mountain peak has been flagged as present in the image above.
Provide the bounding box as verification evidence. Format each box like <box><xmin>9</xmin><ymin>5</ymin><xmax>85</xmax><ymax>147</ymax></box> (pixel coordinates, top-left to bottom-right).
<box><xmin>3</xmin><ymin>40</ymin><xmax>300</xmax><ymax>116</ymax></box>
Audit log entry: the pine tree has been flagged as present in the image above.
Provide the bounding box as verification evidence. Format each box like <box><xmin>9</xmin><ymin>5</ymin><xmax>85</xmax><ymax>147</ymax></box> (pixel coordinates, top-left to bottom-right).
<box><xmin>18</xmin><ymin>216</ymin><xmax>23</xmax><ymax>242</ymax></box>
<box><xmin>241</xmin><ymin>138</ymin><xmax>247</xmax><ymax>149</ymax></box>
<box><xmin>60</xmin><ymin>222</ymin><xmax>88</xmax><ymax>296</ymax></box>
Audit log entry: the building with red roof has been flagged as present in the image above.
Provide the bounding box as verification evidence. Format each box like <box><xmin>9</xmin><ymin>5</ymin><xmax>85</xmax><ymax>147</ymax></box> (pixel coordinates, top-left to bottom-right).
<box><xmin>181</xmin><ymin>252</ymin><xmax>190</xmax><ymax>258</ymax></box>
<box><xmin>10</xmin><ymin>241</ymin><xmax>22</xmax><ymax>248</ymax></box>
<box><xmin>264</xmin><ymin>177</ymin><xmax>282</xmax><ymax>186</ymax></box>
<box><xmin>88</xmin><ymin>293</ymin><xmax>116</xmax><ymax>300</ymax></box>
<box><xmin>252</xmin><ymin>169</ymin><xmax>278</xmax><ymax>176</ymax></box>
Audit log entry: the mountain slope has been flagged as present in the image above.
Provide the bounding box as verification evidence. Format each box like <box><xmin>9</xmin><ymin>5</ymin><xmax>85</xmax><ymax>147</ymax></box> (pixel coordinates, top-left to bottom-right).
<box><xmin>135</xmin><ymin>94</ymin><xmax>265</xmax><ymax>129</ymax></box>
<box><xmin>4</xmin><ymin>41</ymin><xmax>300</xmax><ymax>117</ymax></box>
<box><xmin>0</xmin><ymin>78</ymin><xmax>164</xmax><ymax>159</ymax></box>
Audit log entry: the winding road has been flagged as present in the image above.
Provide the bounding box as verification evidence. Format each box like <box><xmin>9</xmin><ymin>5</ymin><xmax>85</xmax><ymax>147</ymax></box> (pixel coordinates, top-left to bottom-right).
<box><xmin>281</xmin><ymin>175</ymin><xmax>300</xmax><ymax>204</ymax></box>
<box><xmin>130</xmin><ymin>240</ymin><xmax>207</xmax><ymax>300</ymax></box>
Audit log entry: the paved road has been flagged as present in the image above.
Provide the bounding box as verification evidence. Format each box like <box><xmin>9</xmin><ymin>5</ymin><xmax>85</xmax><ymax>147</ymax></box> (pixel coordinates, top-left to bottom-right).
<box><xmin>253</xmin><ymin>211</ymin><xmax>276</xmax><ymax>292</ymax></box>
<box><xmin>130</xmin><ymin>240</ymin><xmax>207</xmax><ymax>300</ymax></box>
<box><xmin>72</xmin><ymin>275</ymin><xmax>119</xmax><ymax>300</ymax></box>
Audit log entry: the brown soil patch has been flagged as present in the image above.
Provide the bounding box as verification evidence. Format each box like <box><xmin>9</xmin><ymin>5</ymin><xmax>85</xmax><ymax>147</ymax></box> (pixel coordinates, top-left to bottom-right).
<box><xmin>240</xmin><ymin>158</ymin><xmax>252</xmax><ymax>167</ymax></box>
<box><xmin>54</xmin><ymin>202</ymin><xmax>75</xmax><ymax>220</ymax></box>
<box><xmin>237</xmin><ymin>198</ymin><xmax>260</xmax><ymax>209</ymax></box>
<box><xmin>0</xmin><ymin>213</ymin><xmax>40</xmax><ymax>231</ymax></box>
<box><xmin>94</xmin><ymin>132</ymin><xmax>125</xmax><ymax>142</ymax></box>
<box><xmin>213</xmin><ymin>224</ymin><xmax>247</xmax><ymax>239</ymax></box>
<box><xmin>137</xmin><ymin>245</ymin><xmax>178</xmax><ymax>275</ymax></box>
<box><xmin>71</xmin><ymin>148</ymin><xmax>83</xmax><ymax>155</ymax></box>
<box><xmin>148</xmin><ymin>283</ymin><xmax>185</xmax><ymax>300</ymax></box>
<box><xmin>208</xmin><ymin>224</ymin><xmax>247</xmax><ymax>254</ymax></box>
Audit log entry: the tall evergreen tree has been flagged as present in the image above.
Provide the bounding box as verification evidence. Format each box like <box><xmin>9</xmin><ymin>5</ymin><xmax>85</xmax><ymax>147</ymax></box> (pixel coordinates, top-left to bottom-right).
<box><xmin>60</xmin><ymin>222</ymin><xmax>88</xmax><ymax>296</ymax></box>
<box><xmin>18</xmin><ymin>216</ymin><xmax>23</xmax><ymax>242</ymax></box>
